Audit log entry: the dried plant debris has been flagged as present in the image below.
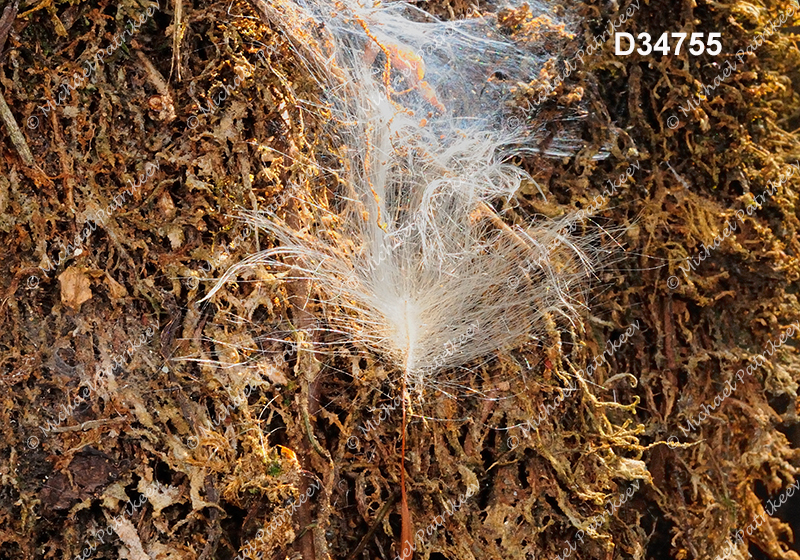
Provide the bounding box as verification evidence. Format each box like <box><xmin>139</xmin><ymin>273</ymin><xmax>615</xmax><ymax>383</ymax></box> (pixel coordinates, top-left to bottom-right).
<box><xmin>0</xmin><ymin>0</ymin><xmax>799</xmax><ymax>559</ymax></box>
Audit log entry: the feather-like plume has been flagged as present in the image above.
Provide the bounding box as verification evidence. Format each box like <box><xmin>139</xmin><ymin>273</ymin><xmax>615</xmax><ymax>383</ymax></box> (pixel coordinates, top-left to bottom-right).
<box><xmin>205</xmin><ymin>1</ymin><xmax>612</xmax><ymax>553</ymax></box>
<box><xmin>208</xmin><ymin>0</ymin><xmax>607</xmax><ymax>386</ymax></box>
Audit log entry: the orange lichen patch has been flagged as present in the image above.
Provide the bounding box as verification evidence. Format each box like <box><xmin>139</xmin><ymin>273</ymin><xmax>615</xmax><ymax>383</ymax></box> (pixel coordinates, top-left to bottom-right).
<box><xmin>278</xmin><ymin>445</ymin><xmax>300</xmax><ymax>465</ymax></box>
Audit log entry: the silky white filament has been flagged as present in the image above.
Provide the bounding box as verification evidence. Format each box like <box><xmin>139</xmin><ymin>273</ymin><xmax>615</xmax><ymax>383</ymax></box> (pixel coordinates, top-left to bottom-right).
<box><xmin>205</xmin><ymin>0</ymin><xmax>610</xmax><ymax>398</ymax></box>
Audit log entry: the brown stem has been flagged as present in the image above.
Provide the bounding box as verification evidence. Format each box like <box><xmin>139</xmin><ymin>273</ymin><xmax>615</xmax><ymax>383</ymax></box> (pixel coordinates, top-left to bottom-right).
<box><xmin>286</xmin><ymin>197</ymin><xmax>326</xmax><ymax>560</ymax></box>
<box><xmin>399</xmin><ymin>309</ymin><xmax>414</xmax><ymax>560</ymax></box>
<box><xmin>400</xmin><ymin>373</ymin><xmax>413</xmax><ymax>560</ymax></box>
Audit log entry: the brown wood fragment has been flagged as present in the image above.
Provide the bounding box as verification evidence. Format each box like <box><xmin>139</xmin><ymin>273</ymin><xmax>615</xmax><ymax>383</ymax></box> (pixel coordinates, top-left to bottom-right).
<box><xmin>0</xmin><ymin>86</ymin><xmax>34</xmax><ymax>166</ymax></box>
<box><xmin>0</xmin><ymin>0</ymin><xmax>18</xmax><ymax>56</ymax></box>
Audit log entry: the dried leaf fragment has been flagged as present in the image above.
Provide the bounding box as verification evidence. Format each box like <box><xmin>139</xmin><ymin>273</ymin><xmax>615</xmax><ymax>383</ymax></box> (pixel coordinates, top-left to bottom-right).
<box><xmin>107</xmin><ymin>515</ymin><xmax>150</xmax><ymax>560</ymax></box>
<box><xmin>105</xmin><ymin>273</ymin><xmax>128</xmax><ymax>298</ymax></box>
<box><xmin>58</xmin><ymin>266</ymin><xmax>93</xmax><ymax>310</ymax></box>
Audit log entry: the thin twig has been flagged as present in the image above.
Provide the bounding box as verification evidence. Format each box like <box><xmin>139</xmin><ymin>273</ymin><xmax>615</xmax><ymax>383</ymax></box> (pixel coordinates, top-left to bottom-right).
<box><xmin>0</xmin><ymin>86</ymin><xmax>34</xmax><ymax>166</ymax></box>
<box><xmin>0</xmin><ymin>0</ymin><xmax>19</xmax><ymax>56</ymax></box>
<box><xmin>0</xmin><ymin>1</ymin><xmax>30</xmax><ymax>166</ymax></box>
<box><xmin>169</xmin><ymin>0</ymin><xmax>183</xmax><ymax>82</ymax></box>
<box><xmin>345</xmin><ymin>491</ymin><xmax>399</xmax><ymax>560</ymax></box>
<box><xmin>301</xmin><ymin>400</ymin><xmax>329</xmax><ymax>459</ymax></box>
<box><xmin>134</xmin><ymin>45</ymin><xmax>176</xmax><ymax>121</ymax></box>
<box><xmin>47</xmin><ymin>416</ymin><xmax>129</xmax><ymax>433</ymax></box>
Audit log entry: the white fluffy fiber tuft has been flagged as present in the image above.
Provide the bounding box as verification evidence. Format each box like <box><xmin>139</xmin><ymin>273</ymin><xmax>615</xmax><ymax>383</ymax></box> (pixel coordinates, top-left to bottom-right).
<box><xmin>206</xmin><ymin>0</ymin><xmax>611</xmax><ymax>395</ymax></box>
